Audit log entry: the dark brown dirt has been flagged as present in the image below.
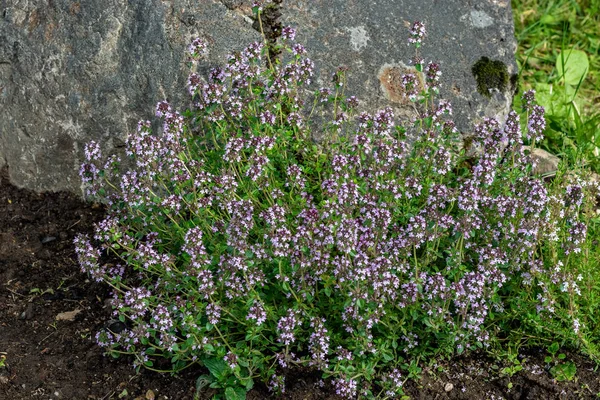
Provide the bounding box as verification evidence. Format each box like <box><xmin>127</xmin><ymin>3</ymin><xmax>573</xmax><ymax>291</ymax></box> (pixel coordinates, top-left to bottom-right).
<box><xmin>1</xmin><ymin>167</ymin><xmax>599</xmax><ymax>399</ymax></box>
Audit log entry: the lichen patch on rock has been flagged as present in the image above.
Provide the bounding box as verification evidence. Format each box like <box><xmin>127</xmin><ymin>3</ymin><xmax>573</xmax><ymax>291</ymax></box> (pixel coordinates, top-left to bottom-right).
<box><xmin>346</xmin><ymin>26</ymin><xmax>370</xmax><ymax>52</ymax></box>
<box><xmin>377</xmin><ymin>63</ymin><xmax>423</xmax><ymax>104</ymax></box>
<box><xmin>472</xmin><ymin>56</ymin><xmax>509</xmax><ymax>98</ymax></box>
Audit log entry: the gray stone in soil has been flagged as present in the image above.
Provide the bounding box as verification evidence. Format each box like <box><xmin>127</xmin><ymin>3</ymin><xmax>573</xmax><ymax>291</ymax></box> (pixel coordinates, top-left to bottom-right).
<box><xmin>0</xmin><ymin>0</ymin><xmax>518</xmax><ymax>195</ymax></box>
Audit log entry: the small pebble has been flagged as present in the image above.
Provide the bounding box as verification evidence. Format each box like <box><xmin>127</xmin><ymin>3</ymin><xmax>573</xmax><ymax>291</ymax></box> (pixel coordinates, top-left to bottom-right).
<box><xmin>19</xmin><ymin>303</ymin><xmax>34</xmax><ymax>320</ymax></box>
<box><xmin>41</xmin><ymin>236</ymin><xmax>57</xmax><ymax>244</ymax></box>
<box><xmin>444</xmin><ymin>382</ymin><xmax>454</xmax><ymax>392</ymax></box>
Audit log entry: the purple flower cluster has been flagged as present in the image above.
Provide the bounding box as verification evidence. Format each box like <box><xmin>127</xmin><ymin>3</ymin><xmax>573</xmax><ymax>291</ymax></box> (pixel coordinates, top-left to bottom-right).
<box><xmin>425</xmin><ymin>61</ymin><xmax>442</xmax><ymax>93</ymax></box>
<box><xmin>247</xmin><ymin>299</ymin><xmax>267</xmax><ymax>326</ymax></box>
<box><xmin>402</xmin><ymin>73</ymin><xmax>419</xmax><ymax>101</ymax></box>
<box><xmin>74</xmin><ymin>234</ymin><xmax>104</xmax><ymax>281</ymax></box>
<box><xmin>268</xmin><ymin>374</ymin><xmax>286</xmax><ymax>394</ymax></box>
<box><xmin>408</xmin><ymin>21</ymin><xmax>426</xmax><ymax>47</ymax></box>
<box><xmin>333</xmin><ymin>376</ymin><xmax>358</xmax><ymax>398</ymax></box>
<box><xmin>123</xmin><ymin>287</ymin><xmax>152</xmax><ymax>319</ymax></box>
<box><xmin>527</xmin><ymin>105</ymin><xmax>546</xmax><ymax>142</ymax></box>
<box><xmin>188</xmin><ymin>37</ymin><xmax>208</xmax><ymax>60</ymax></box>
<box><xmin>281</xmin><ymin>26</ymin><xmax>296</xmax><ymax>41</ymax></box>
<box><xmin>206</xmin><ymin>303</ymin><xmax>222</xmax><ymax>325</ymax></box>
<box><xmin>224</xmin><ymin>351</ymin><xmax>238</xmax><ymax>369</ymax></box>
<box><xmin>308</xmin><ymin>318</ymin><xmax>330</xmax><ymax>369</ymax></box>
<box><xmin>277</xmin><ymin>309</ymin><xmax>300</xmax><ymax>345</ymax></box>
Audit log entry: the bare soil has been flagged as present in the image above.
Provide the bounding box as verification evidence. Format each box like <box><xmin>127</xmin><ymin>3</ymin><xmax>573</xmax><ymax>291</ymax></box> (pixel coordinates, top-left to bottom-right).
<box><xmin>1</xmin><ymin>168</ymin><xmax>599</xmax><ymax>400</ymax></box>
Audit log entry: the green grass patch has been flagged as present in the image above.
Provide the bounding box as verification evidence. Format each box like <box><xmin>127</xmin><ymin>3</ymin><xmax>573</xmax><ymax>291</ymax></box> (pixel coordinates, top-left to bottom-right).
<box><xmin>512</xmin><ymin>0</ymin><xmax>600</xmax><ymax>170</ymax></box>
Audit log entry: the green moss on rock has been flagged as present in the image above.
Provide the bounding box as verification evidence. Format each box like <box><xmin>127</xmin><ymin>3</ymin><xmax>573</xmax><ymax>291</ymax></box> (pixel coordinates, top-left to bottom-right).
<box><xmin>471</xmin><ymin>57</ymin><xmax>509</xmax><ymax>98</ymax></box>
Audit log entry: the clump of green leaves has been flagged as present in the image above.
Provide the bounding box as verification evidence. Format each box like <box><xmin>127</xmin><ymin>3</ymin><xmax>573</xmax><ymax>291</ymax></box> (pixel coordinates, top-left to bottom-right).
<box><xmin>545</xmin><ymin>342</ymin><xmax>577</xmax><ymax>381</ymax></box>
<box><xmin>512</xmin><ymin>0</ymin><xmax>600</xmax><ymax>170</ymax></box>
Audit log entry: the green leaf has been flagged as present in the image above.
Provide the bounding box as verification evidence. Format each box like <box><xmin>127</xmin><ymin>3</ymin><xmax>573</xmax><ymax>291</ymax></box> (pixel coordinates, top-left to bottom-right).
<box><xmin>225</xmin><ymin>386</ymin><xmax>246</xmax><ymax>400</ymax></box>
<box><xmin>550</xmin><ymin>362</ymin><xmax>577</xmax><ymax>381</ymax></box>
<box><xmin>540</xmin><ymin>14</ymin><xmax>558</xmax><ymax>24</ymax></box>
<box><xmin>535</xmin><ymin>83</ymin><xmax>570</xmax><ymax>118</ymax></box>
<box><xmin>203</xmin><ymin>357</ymin><xmax>228</xmax><ymax>380</ymax></box>
<box><xmin>238</xmin><ymin>358</ymin><xmax>249</xmax><ymax>368</ymax></box>
<box><xmin>556</xmin><ymin>49</ymin><xmax>589</xmax><ymax>86</ymax></box>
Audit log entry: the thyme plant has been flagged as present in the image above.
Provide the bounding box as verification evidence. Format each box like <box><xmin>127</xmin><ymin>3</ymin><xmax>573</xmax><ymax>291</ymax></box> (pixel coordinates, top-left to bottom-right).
<box><xmin>76</xmin><ymin>11</ymin><xmax>598</xmax><ymax>399</ymax></box>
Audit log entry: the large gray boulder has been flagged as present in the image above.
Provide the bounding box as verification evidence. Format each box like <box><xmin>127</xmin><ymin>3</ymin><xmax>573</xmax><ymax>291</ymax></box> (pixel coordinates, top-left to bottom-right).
<box><xmin>0</xmin><ymin>0</ymin><xmax>518</xmax><ymax>194</ymax></box>
<box><xmin>281</xmin><ymin>0</ymin><xmax>517</xmax><ymax>128</ymax></box>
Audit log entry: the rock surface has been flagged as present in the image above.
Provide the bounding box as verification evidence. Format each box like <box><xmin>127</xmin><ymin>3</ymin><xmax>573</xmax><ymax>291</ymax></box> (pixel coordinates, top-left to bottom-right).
<box><xmin>528</xmin><ymin>147</ymin><xmax>560</xmax><ymax>177</ymax></box>
<box><xmin>0</xmin><ymin>0</ymin><xmax>518</xmax><ymax>194</ymax></box>
<box><xmin>281</xmin><ymin>0</ymin><xmax>517</xmax><ymax>130</ymax></box>
<box><xmin>0</xmin><ymin>0</ymin><xmax>260</xmax><ymax>193</ymax></box>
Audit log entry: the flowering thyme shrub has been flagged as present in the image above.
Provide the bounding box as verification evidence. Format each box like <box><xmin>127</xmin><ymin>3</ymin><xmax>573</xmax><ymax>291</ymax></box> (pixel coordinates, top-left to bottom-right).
<box><xmin>76</xmin><ymin>14</ymin><xmax>599</xmax><ymax>400</ymax></box>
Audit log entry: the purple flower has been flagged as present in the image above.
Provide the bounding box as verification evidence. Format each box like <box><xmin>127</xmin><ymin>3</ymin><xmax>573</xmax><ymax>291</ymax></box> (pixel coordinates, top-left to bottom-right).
<box><xmin>74</xmin><ymin>234</ymin><xmax>104</xmax><ymax>281</ymax></box>
<box><xmin>346</xmin><ymin>95</ymin><xmax>359</xmax><ymax>109</ymax></box>
<box><xmin>223</xmin><ymin>137</ymin><xmax>246</xmax><ymax>163</ymax></box>
<box><xmin>79</xmin><ymin>163</ymin><xmax>99</xmax><ymax>196</ymax></box>
<box><xmin>527</xmin><ymin>105</ymin><xmax>546</xmax><ymax>142</ymax></box>
<box><xmin>402</xmin><ymin>73</ymin><xmax>419</xmax><ymax>101</ymax></box>
<box><xmin>522</xmin><ymin>89</ymin><xmax>537</xmax><ymax>112</ymax></box>
<box><xmin>425</xmin><ymin>61</ymin><xmax>442</xmax><ymax>93</ymax></box>
<box><xmin>246</xmin><ymin>300</ymin><xmax>267</xmax><ymax>326</ymax></box>
<box><xmin>84</xmin><ymin>140</ymin><xmax>102</xmax><ymax>162</ymax></box>
<box><xmin>373</xmin><ymin>107</ymin><xmax>395</xmax><ymax>135</ymax></box>
<box><xmin>252</xmin><ymin>0</ymin><xmax>269</xmax><ymax>12</ymax></box>
<box><xmin>318</xmin><ymin>87</ymin><xmax>333</xmax><ymax>102</ymax></box>
<box><xmin>259</xmin><ymin>110</ymin><xmax>276</xmax><ymax>125</ymax></box>
<box><xmin>123</xmin><ymin>287</ymin><xmax>152</xmax><ymax>319</ymax></box>
<box><xmin>188</xmin><ymin>37</ymin><xmax>208</xmax><ymax>59</ymax></box>
<box><xmin>412</xmin><ymin>55</ymin><xmax>424</xmax><ymax>69</ymax></box>
<box><xmin>281</xmin><ymin>26</ymin><xmax>296</xmax><ymax>41</ymax></box>
<box><xmin>308</xmin><ymin>318</ymin><xmax>330</xmax><ymax>369</ymax></box>
<box><xmin>503</xmin><ymin>110</ymin><xmax>522</xmax><ymax>146</ymax></box>
<box><xmin>277</xmin><ymin>309</ymin><xmax>300</xmax><ymax>345</ymax></box>
<box><xmin>242</xmin><ymin>41</ymin><xmax>263</xmax><ymax>61</ymax></box>
<box><xmin>224</xmin><ymin>351</ymin><xmax>238</xmax><ymax>369</ymax></box>
<box><xmin>182</xmin><ymin>227</ymin><xmax>209</xmax><ymax>267</ymax></box>
<box><xmin>287</xmin><ymin>112</ymin><xmax>303</xmax><ymax>128</ymax></box>
<box><xmin>333</xmin><ymin>376</ymin><xmax>358</xmax><ymax>398</ymax></box>
<box><xmin>268</xmin><ymin>374</ymin><xmax>286</xmax><ymax>394</ymax></box>
<box><xmin>155</xmin><ymin>100</ymin><xmax>171</xmax><ymax>118</ymax></box>
<box><xmin>408</xmin><ymin>21</ymin><xmax>426</xmax><ymax>47</ymax></box>
<box><xmin>187</xmin><ymin>73</ymin><xmax>202</xmax><ymax>96</ymax></box>
<box><xmin>292</xmin><ymin>43</ymin><xmax>306</xmax><ymax>56</ymax></box>
<box><xmin>206</xmin><ymin>303</ymin><xmax>222</xmax><ymax>325</ymax></box>
<box><xmin>565</xmin><ymin>219</ymin><xmax>587</xmax><ymax>255</ymax></box>
<box><xmin>565</xmin><ymin>184</ymin><xmax>584</xmax><ymax>208</ymax></box>
<box><xmin>152</xmin><ymin>304</ymin><xmax>174</xmax><ymax>332</ymax></box>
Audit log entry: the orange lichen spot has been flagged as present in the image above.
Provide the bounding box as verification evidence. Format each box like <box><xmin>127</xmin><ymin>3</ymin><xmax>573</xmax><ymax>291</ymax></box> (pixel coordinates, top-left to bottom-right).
<box><xmin>28</xmin><ymin>9</ymin><xmax>41</xmax><ymax>33</ymax></box>
<box><xmin>377</xmin><ymin>63</ymin><xmax>423</xmax><ymax>105</ymax></box>
<box><xmin>70</xmin><ymin>2</ymin><xmax>81</xmax><ymax>15</ymax></box>
<box><xmin>45</xmin><ymin>22</ymin><xmax>56</xmax><ymax>41</ymax></box>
